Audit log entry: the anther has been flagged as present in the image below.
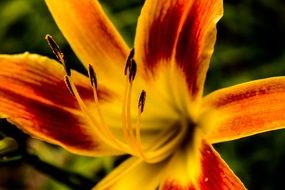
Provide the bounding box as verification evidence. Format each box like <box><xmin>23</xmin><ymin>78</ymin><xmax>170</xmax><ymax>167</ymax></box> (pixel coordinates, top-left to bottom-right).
<box><xmin>64</xmin><ymin>75</ymin><xmax>75</xmax><ymax>96</ymax></box>
<box><xmin>45</xmin><ymin>34</ymin><xmax>71</xmax><ymax>76</ymax></box>
<box><xmin>45</xmin><ymin>34</ymin><xmax>62</xmax><ymax>61</ymax></box>
<box><xmin>138</xmin><ymin>90</ymin><xmax>146</xmax><ymax>113</ymax></box>
<box><xmin>128</xmin><ymin>59</ymin><xmax>137</xmax><ymax>82</ymax></box>
<box><xmin>128</xmin><ymin>48</ymin><xmax>135</xmax><ymax>61</ymax></box>
<box><xmin>124</xmin><ymin>48</ymin><xmax>135</xmax><ymax>75</ymax></box>
<box><xmin>88</xmin><ymin>64</ymin><xmax>97</xmax><ymax>89</ymax></box>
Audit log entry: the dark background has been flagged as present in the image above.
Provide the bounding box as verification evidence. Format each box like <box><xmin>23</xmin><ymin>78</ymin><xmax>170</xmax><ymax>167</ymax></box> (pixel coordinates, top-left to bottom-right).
<box><xmin>0</xmin><ymin>0</ymin><xmax>285</xmax><ymax>189</ymax></box>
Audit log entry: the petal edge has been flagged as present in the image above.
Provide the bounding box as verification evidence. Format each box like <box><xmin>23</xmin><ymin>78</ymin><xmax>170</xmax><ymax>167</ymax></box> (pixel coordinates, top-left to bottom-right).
<box><xmin>203</xmin><ymin>77</ymin><xmax>285</xmax><ymax>143</ymax></box>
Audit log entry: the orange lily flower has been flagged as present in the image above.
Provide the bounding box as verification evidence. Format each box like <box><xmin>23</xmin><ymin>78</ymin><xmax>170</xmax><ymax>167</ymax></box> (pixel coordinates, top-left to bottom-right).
<box><xmin>1</xmin><ymin>0</ymin><xmax>285</xmax><ymax>189</ymax></box>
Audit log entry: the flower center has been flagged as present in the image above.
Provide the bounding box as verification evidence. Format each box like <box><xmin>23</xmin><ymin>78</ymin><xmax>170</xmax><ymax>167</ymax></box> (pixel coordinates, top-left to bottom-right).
<box><xmin>46</xmin><ymin>35</ymin><xmax>190</xmax><ymax>163</ymax></box>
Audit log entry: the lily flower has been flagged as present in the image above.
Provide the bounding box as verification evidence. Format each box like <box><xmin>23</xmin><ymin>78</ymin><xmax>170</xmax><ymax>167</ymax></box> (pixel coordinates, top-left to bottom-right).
<box><xmin>1</xmin><ymin>0</ymin><xmax>285</xmax><ymax>189</ymax></box>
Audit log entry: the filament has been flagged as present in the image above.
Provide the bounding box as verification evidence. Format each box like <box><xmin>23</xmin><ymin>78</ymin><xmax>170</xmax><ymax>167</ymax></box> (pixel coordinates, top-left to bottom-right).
<box><xmin>66</xmin><ymin>75</ymin><xmax>132</xmax><ymax>153</ymax></box>
<box><xmin>121</xmin><ymin>78</ymin><xmax>136</xmax><ymax>151</ymax></box>
<box><xmin>91</xmin><ymin>79</ymin><xmax>131</xmax><ymax>153</ymax></box>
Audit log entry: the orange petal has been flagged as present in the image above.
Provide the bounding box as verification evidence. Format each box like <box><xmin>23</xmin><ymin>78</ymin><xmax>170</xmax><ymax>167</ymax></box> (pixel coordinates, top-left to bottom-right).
<box><xmin>94</xmin><ymin>157</ymin><xmax>167</xmax><ymax>190</ymax></box>
<box><xmin>134</xmin><ymin>0</ymin><xmax>223</xmax><ymax>99</ymax></box>
<box><xmin>45</xmin><ymin>0</ymin><xmax>129</xmax><ymax>91</ymax></box>
<box><xmin>203</xmin><ymin>77</ymin><xmax>285</xmax><ymax>143</ymax></box>
<box><xmin>160</xmin><ymin>141</ymin><xmax>245</xmax><ymax>190</ymax></box>
<box><xmin>0</xmin><ymin>53</ymin><xmax>120</xmax><ymax>156</ymax></box>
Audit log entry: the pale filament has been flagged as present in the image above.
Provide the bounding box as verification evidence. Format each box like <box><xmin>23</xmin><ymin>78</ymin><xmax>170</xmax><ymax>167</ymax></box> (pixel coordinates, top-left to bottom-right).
<box><xmin>91</xmin><ymin>83</ymin><xmax>133</xmax><ymax>152</ymax></box>
<box><xmin>87</xmin><ymin>64</ymin><xmax>133</xmax><ymax>153</ymax></box>
<box><xmin>121</xmin><ymin>77</ymin><xmax>137</xmax><ymax>150</ymax></box>
<box><xmin>134</xmin><ymin>108</ymin><xmax>146</xmax><ymax>160</ymax></box>
<box><xmin>65</xmin><ymin>75</ymin><xmax>132</xmax><ymax>153</ymax></box>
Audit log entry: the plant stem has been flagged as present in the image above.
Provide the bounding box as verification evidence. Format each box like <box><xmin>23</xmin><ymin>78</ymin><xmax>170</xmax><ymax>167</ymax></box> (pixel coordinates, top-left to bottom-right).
<box><xmin>22</xmin><ymin>152</ymin><xmax>96</xmax><ymax>190</ymax></box>
<box><xmin>1</xmin><ymin>119</ymin><xmax>96</xmax><ymax>189</ymax></box>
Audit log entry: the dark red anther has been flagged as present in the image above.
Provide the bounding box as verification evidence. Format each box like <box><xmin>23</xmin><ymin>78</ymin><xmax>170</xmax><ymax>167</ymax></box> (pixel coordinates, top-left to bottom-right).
<box><xmin>138</xmin><ymin>90</ymin><xmax>146</xmax><ymax>113</ymax></box>
<box><xmin>88</xmin><ymin>64</ymin><xmax>97</xmax><ymax>89</ymax></box>
<box><xmin>45</xmin><ymin>34</ymin><xmax>71</xmax><ymax>76</ymax></box>
<box><xmin>124</xmin><ymin>48</ymin><xmax>135</xmax><ymax>76</ymax></box>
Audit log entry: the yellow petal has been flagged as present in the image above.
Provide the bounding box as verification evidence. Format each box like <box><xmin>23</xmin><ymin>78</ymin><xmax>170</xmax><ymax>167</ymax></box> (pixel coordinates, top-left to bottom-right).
<box><xmin>45</xmin><ymin>0</ymin><xmax>129</xmax><ymax>92</ymax></box>
<box><xmin>203</xmin><ymin>77</ymin><xmax>285</xmax><ymax>143</ymax></box>
<box><xmin>134</xmin><ymin>0</ymin><xmax>223</xmax><ymax>100</ymax></box>
<box><xmin>160</xmin><ymin>141</ymin><xmax>245</xmax><ymax>189</ymax></box>
<box><xmin>0</xmin><ymin>53</ymin><xmax>121</xmax><ymax>156</ymax></box>
<box><xmin>94</xmin><ymin>157</ymin><xmax>167</xmax><ymax>190</ymax></box>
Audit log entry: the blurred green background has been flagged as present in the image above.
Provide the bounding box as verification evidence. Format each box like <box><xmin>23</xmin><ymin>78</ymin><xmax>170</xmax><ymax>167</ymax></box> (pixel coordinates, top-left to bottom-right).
<box><xmin>0</xmin><ymin>0</ymin><xmax>285</xmax><ymax>189</ymax></box>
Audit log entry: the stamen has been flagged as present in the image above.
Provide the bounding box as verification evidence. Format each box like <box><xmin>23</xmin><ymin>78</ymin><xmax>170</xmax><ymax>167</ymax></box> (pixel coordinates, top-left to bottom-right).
<box><xmin>62</xmin><ymin>46</ymin><xmax>183</xmax><ymax>163</ymax></box>
<box><xmin>64</xmin><ymin>75</ymin><xmax>75</xmax><ymax>96</ymax></box>
<box><xmin>46</xmin><ymin>39</ymin><xmax>135</xmax><ymax>154</ymax></box>
<box><xmin>121</xmin><ymin>49</ymin><xmax>137</xmax><ymax>151</ymax></box>
<box><xmin>88</xmin><ymin>64</ymin><xmax>97</xmax><ymax>89</ymax></box>
<box><xmin>45</xmin><ymin>34</ymin><xmax>71</xmax><ymax>76</ymax></box>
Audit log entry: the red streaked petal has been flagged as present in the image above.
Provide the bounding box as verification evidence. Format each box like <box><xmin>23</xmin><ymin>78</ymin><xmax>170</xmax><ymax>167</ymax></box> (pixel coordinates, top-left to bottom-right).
<box><xmin>45</xmin><ymin>0</ymin><xmax>129</xmax><ymax>91</ymax></box>
<box><xmin>198</xmin><ymin>143</ymin><xmax>245</xmax><ymax>190</ymax></box>
<box><xmin>135</xmin><ymin>0</ymin><xmax>223</xmax><ymax>100</ymax></box>
<box><xmin>0</xmin><ymin>53</ymin><xmax>120</xmax><ymax>156</ymax></box>
<box><xmin>203</xmin><ymin>77</ymin><xmax>285</xmax><ymax>143</ymax></box>
<box><xmin>94</xmin><ymin>157</ymin><xmax>167</xmax><ymax>190</ymax></box>
<box><xmin>135</xmin><ymin>0</ymin><xmax>189</xmax><ymax>75</ymax></box>
<box><xmin>160</xmin><ymin>141</ymin><xmax>245</xmax><ymax>190</ymax></box>
<box><xmin>175</xmin><ymin>0</ymin><xmax>223</xmax><ymax>99</ymax></box>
